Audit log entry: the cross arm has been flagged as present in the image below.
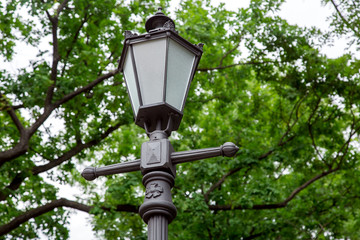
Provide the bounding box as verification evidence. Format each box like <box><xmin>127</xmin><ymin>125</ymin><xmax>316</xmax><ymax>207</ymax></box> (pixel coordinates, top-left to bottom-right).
<box><xmin>81</xmin><ymin>159</ymin><xmax>140</xmax><ymax>181</ymax></box>
<box><xmin>81</xmin><ymin>142</ymin><xmax>239</xmax><ymax>181</ymax></box>
<box><xmin>171</xmin><ymin>142</ymin><xmax>239</xmax><ymax>164</ymax></box>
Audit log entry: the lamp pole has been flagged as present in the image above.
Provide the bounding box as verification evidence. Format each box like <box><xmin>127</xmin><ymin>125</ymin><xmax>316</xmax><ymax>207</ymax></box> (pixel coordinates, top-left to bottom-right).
<box><xmin>81</xmin><ymin>8</ymin><xmax>239</xmax><ymax>240</ymax></box>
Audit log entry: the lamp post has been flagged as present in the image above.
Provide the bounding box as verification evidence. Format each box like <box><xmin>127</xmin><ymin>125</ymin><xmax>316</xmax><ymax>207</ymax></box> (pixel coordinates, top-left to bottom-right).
<box><xmin>81</xmin><ymin>8</ymin><xmax>239</xmax><ymax>240</ymax></box>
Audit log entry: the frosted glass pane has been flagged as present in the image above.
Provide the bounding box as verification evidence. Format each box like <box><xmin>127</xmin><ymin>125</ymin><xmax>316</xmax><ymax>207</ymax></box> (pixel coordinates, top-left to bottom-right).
<box><xmin>133</xmin><ymin>38</ymin><xmax>166</xmax><ymax>105</ymax></box>
<box><xmin>123</xmin><ymin>48</ymin><xmax>140</xmax><ymax>115</ymax></box>
<box><xmin>166</xmin><ymin>39</ymin><xmax>195</xmax><ymax>111</ymax></box>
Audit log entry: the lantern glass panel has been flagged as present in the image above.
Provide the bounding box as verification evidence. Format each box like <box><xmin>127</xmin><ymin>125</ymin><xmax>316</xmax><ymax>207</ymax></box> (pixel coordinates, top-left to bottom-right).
<box><xmin>166</xmin><ymin>39</ymin><xmax>196</xmax><ymax>111</ymax></box>
<box><xmin>123</xmin><ymin>48</ymin><xmax>140</xmax><ymax>114</ymax></box>
<box><xmin>133</xmin><ymin>38</ymin><xmax>167</xmax><ymax>106</ymax></box>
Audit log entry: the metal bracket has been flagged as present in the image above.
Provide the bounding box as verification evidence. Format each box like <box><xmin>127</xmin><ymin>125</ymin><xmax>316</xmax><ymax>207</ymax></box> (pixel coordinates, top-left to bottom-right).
<box><xmin>81</xmin><ymin>142</ymin><xmax>239</xmax><ymax>181</ymax></box>
<box><xmin>140</xmin><ymin>139</ymin><xmax>176</xmax><ymax>176</ymax></box>
<box><xmin>144</xmin><ymin>115</ymin><xmax>174</xmax><ymax>140</ymax></box>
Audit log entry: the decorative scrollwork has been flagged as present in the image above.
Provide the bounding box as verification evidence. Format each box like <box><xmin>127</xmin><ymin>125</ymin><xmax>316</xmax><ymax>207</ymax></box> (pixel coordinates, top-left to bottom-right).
<box><xmin>146</xmin><ymin>183</ymin><xmax>164</xmax><ymax>198</ymax></box>
<box><xmin>163</xmin><ymin>20</ymin><xmax>175</xmax><ymax>31</ymax></box>
<box><xmin>125</xmin><ymin>30</ymin><xmax>138</xmax><ymax>39</ymax></box>
<box><xmin>196</xmin><ymin>43</ymin><xmax>204</xmax><ymax>50</ymax></box>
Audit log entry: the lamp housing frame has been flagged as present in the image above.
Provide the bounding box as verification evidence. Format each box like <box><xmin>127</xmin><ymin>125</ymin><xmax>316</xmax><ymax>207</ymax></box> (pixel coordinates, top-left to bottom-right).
<box><xmin>119</xmin><ymin>28</ymin><xmax>203</xmax><ymax>133</ymax></box>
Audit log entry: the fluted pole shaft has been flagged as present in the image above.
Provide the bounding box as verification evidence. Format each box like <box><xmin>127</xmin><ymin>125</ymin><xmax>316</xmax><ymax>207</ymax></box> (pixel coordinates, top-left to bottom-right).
<box><xmin>148</xmin><ymin>215</ymin><xmax>168</xmax><ymax>240</ymax></box>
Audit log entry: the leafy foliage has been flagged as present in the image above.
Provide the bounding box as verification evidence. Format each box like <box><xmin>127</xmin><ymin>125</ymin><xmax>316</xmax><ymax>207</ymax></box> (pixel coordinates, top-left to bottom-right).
<box><xmin>1</xmin><ymin>0</ymin><xmax>360</xmax><ymax>239</ymax></box>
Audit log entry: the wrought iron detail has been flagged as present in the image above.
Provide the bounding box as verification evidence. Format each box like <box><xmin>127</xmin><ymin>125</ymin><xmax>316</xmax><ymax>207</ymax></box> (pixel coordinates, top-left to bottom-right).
<box><xmin>196</xmin><ymin>43</ymin><xmax>204</xmax><ymax>50</ymax></box>
<box><xmin>163</xmin><ymin>20</ymin><xmax>175</xmax><ymax>31</ymax></box>
<box><xmin>145</xmin><ymin>8</ymin><xmax>175</xmax><ymax>32</ymax></box>
<box><xmin>146</xmin><ymin>183</ymin><xmax>164</xmax><ymax>198</ymax></box>
<box><xmin>125</xmin><ymin>30</ymin><xmax>138</xmax><ymax>39</ymax></box>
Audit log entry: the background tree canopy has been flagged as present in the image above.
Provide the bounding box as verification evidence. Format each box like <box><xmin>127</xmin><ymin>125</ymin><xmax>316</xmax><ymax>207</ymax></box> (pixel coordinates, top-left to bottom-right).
<box><xmin>1</xmin><ymin>0</ymin><xmax>360</xmax><ymax>239</ymax></box>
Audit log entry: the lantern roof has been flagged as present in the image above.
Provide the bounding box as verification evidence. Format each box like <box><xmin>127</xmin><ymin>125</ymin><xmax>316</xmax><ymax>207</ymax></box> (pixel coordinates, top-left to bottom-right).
<box><xmin>145</xmin><ymin>7</ymin><xmax>175</xmax><ymax>33</ymax></box>
<box><xmin>119</xmin><ymin>7</ymin><xmax>203</xmax><ymax>73</ymax></box>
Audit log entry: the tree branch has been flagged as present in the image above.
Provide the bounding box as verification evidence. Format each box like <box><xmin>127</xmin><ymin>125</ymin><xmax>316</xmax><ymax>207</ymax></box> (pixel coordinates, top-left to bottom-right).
<box><xmin>56</xmin><ymin>0</ymin><xmax>70</xmax><ymax>16</ymax></box>
<box><xmin>53</xmin><ymin>69</ymin><xmax>120</xmax><ymax>108</ymax></box>
<box><xmin>11</xmin><ymin>104</ymin><xmax>25</xmax><ymax>110</ymax></box>
<box><xmin>329</xmin><ymin>0</ymin><xmax>360</xmax><ymax>38</ymax></box>
<box><xmin>60</xmin><ymin>13</ymin><xmax>90</xmax><ymax>77</ymax></box>
<box><xmin>33</xmin><ymin>70</ymin><xmax>120</xmax><ymax>136</ymax></box>
<box><xmin>0</xmin><ymin>93</ymin><xmax>26</xmax><ymax>134</ymax></box>
<box><xmin>332</xmin><ymin>122</ymin><xmax>360</xmax><ymax>167</ymax></box>
<box><xmin>0</xmin><ymin>198</ymin><xmax>138</xmax><ymax>236</ymax></box>
<box><xmin>44</xmin><ymin>0</ymin><xmax>70</xmax><ymax>108</ymax></box>
<box><xmin>0</xmin><ymin>121</ymin><xmax>126</xmax><ymax>201</ymax></box>
<box><xmin>27</xmin><ymin>106</ymin><xmax>55</xmax><ymax>137</ymax></box>
<box><xmin>204</xmin><ymin>107</ymin><xmax>298</xmax><ymax>202</ymax></box>
<box><xmin>307</xmin><ymin>98</ymin><xmax>323</xmax><ymax>161</ymax></box>
<box><xmin>219</xmin><ymin>36</ymin><xmax>242</xmax><ymax>67</ymax></box>
<box><xmin>257</xmin><ymin>135</ymin><xmax>295</xmax><ymax>160</ymax></box>
<box><xmin>243</xmin><ymin>232</ymin><xmax>264</xmax><ymax>240</ymax></box>
<box><xmin>282</xmin><ymin>95</ymin><xmax>306</xmax><ymax>141</ymax></box>
<box><xmin>197</xmin><ymin>60</ymin><xmax>275</xmax><ymax>72</ymax></box>
<box><xmin>44</xmin><ymin>8</ymin><xmax>60</xmax><ymax>108</ymax></box>
<box><xmin>208</xmin><ymin>167</ymin><xmax>339</xmax><ymax>211</ymax></box>
<box><xmin>0</xmin><ymin>172</ymin><xmax>29</xmax><ymax>201</ymax></box>
<box><xmin>203</xmin><ymin>134</ymin><xmax>295</xmax><ymax>203</ymax></box>
<box><xmin>0</xmin><ymin>70</ymin><xmax>119</xmax><ymax>166</ymax></box>
<box><xmin>204</xmin><ymin>167</ymin><xmax>242</xmax><ymax>203</ymax></box>
<box><xmin>7</xmin><ymin>105</ymin><xmax>26</xmax><ymax>135</ymax></box>
<box><xmin>0</xmin><ymin>135</ymin><xmax>30</xmax><ymax>168</ymax></box>
<box><xmin>32</xmin><ymin>120</ymin><xmax>125</xmax><ymax>175</ymax></box>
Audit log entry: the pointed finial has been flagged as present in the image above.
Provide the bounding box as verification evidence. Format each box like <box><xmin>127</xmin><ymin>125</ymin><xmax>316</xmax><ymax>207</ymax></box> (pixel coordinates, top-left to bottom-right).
<box><xmin>221</xmin><ymin>142</ymin><xmax>239</xmax><ymax>157</ymax></box>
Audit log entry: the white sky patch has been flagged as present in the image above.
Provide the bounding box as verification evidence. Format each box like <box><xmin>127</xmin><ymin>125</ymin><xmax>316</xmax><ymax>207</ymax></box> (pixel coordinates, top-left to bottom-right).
<box><xmin>343</xmin><ymin>126</ymin><xmax>360</xmax><ymax>151</ymax></box>
<box><xmin>0</xmin><ymin>3</ymin><xmax>52</xmax><ymax>74</ymax></box>
<box><xmin>279</xmin><ymin>0</ymin><xmax>359</xmax><ymax>59</ymax></box>
<box><xmin>331</xmin><ymin>94</ymin><xmax>345</xmax><ymax>109</ymax></box>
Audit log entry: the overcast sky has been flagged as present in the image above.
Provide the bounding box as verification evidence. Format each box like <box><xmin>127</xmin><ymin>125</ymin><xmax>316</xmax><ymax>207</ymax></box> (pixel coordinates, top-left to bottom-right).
<box><xmin>3</xmin><ymin>0</ymin><xmax>350</xmax><ymax>239</ymax></box>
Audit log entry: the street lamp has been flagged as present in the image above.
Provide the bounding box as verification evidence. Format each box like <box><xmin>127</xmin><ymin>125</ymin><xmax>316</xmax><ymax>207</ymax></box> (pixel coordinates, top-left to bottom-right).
<box><xmin>119</xmin><ymin>7</ymin><xmax>203</xmax><ymax>133</ymax></box>
<box><xmin>82</xmin><ymin>8</ymin><xmax>239</xmax><ymax>240</ymax></box>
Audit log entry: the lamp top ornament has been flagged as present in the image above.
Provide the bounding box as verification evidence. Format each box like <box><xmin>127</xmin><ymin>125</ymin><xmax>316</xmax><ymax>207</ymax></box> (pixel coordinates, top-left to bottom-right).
<box><xmin>145</xmin><ymin>7</ymin><xmax>176</xmax><ymax>32</ymax></box>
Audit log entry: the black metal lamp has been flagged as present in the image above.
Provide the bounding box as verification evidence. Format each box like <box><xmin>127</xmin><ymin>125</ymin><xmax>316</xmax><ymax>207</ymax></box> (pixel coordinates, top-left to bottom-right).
<box><xmin>119</xmin><ymin>7</ymin><xmax>203</xmax><ymax>134</ymax></box>
<box><xmin>82</xmin><ymin>8</ymin><xmax>238</xmax><ymax>240</ymax></box>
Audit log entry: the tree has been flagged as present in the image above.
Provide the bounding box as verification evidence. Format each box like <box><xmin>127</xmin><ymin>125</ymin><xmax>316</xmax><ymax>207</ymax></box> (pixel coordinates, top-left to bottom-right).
<box><xmin>1</xmin><ymin>0</ymin><xmax>360</xmax><ymax>239</ymax></box>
